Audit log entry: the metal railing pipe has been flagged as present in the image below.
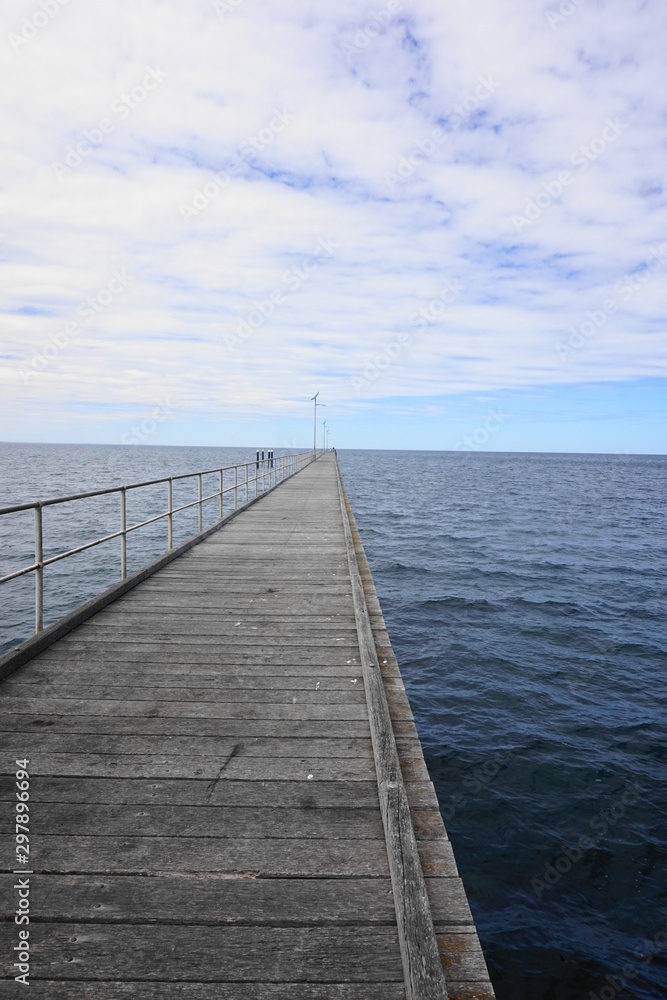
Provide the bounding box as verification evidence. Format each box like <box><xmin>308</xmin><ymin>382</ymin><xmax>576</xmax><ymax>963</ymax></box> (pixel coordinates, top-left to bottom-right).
<box><xmin>120</xmin><ymin>489</ymin><xmax>127</xmax><ymax>581</ymax></box>
<box><xmin>167</xmin><ymin>479</ymin><xmax>173</xmax><ymax>551</ymax></box>
<box><xmin>34</xmin><ymin>506</ymin><xmax>43</xmax><ymax>633</ymax></box>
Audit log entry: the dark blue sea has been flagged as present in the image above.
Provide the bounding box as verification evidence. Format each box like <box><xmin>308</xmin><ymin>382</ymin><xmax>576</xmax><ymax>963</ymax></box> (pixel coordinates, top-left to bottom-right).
<box><xmin>1</xmin><ymin>443</ymin><xmax>666</xmax><ymax>1000</ymax></box>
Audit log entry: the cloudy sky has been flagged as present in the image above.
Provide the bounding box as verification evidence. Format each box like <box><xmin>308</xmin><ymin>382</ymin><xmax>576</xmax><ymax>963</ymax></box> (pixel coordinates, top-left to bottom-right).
<box><xmin>1</xmin><ymin>0</ymin><xmax>665</xmax><ymax>451</ymax></box>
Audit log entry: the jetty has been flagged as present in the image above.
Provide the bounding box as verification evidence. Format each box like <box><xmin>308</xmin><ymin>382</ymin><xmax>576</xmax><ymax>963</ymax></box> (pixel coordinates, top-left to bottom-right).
<box><xmin>0</xmin><ymin>452</ymin><xmax>494</xmax><ymax>998</ymax></box>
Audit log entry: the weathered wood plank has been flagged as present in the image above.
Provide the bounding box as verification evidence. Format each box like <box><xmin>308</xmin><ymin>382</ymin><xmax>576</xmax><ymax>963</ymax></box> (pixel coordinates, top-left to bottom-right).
<box><xmin>435</xmin><ymin>930</ymin><xmax>491</xmax><ymax>983</ymax></box>
<box><xmin>0</xmin><ymin>699</ymin><xmax>370</xmax><ymax>720</ymax></box>
<box><xmin>0</xmin><ymin>775</ymin><xmax>381</xmax><ymax>806</ymax></box>
<box><xmin>20</xmin><ymin>662</ymin><xmax>363</xmax><ymax>679</ymax></box>
<box><xmin>0</xmin><ymin>775</ymin><xmax>437</xmax><ymax>810</ymax></box>
<box><xmin>0</xmin><ymin>734</ymin><xmax>373</xmax><ymax>758</ymax></box>
<box><xmin>0</xmin><ymin>803</ymin><xmax>385</xmax><ymax>839</ymax></box>
<box><xmin>0</xmin><ymin>924</ymin><xmax>405</xmax><ymax>982</ymax></box>
<box><xmin>25</xmin><ymin>650</ymin><xmax>361</xmax><ymax>666</ymax></box>
<box><xmin>0</xmin><ymin>684</ymin><xmax>368</xmax><ymax>704</ymax></box>
<box><xmin>0</xmin><ymin>835</ymin><xmax>401</xmax><ymax>876</ymax></box>
<box><xmin>77</xmin><ymin>624</ymin><xmax>361</xmax><ymax>638</ymax></box>
<box><xmin>0</xmin><ymin>716</ymin><xmax>370</xmax><ymax>739</ymax></box>
<box><xmin>9</xmin><ymin>671</ymin><xmax>363</xmax><ymax>690</ymax></box>
<box><xmin>0</xmin><ymin>873</ymin><xmax>471</xmax><ymax>925</ymax></box>
<box><xmin>0</xmin><ymin>753</ymin><xmax>378</xmax><ymax>780</ymax></box>
<box><xmin>0</xmin><ymin>984</ymin><xmax>406</xmax><ymax>999</ymax></box>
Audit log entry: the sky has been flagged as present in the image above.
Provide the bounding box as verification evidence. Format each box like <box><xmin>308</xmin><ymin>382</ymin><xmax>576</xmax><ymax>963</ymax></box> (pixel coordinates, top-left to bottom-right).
<box><xmin>1</xmin><ymin>0</ymin><xmax>666</xmax><ymax>453</ymax></box>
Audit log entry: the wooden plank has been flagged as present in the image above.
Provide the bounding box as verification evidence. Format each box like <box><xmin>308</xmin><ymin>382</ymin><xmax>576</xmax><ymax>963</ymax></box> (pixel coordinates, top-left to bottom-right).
<box><xmin>86</xmin><ymin>600</ymin><xmax>354</xmax><ymax>616</ymax></box>
<box><xmin>0</xmin><ymin>776</ymin><xmax>437</xmax><ymax>810</ymax></box>
<box><xmin>0</xmin><ymin>776</ymin><xmax>382</xmax><ymax>807</ymax></box>
<box><xmin>43</xmin><ymin>637</ymin><xmax>361</xmax><ymax>649</ymax></box>
<box><xmin>0</xmin><ymin>983</ymin><xmax>406</xmax><ymax>999</ymax></box>
<box><xmin>0</xmin><ymin>699</ymin><xmax>370</xmax><ymax>720</ymax></box>
<box><xmin>0</xmin><ymin>874</ymin><xmax>398</xmax><ymax>924</ymax></box>
<box><xmin>77</xmin><ymin>623</ymin><xmax>361</xmax><ymax>637</ymax></box>
<box><xmin>0</xmin><ymin>684</ymin><xmax>368</xmax><ymax>704</ymax></box>
<box><xmin>0</xmin><ymin>734</ymin><xmax>373</xmax><ymax>758</ymax></box>
<box><xmin>8</xmin><ymin>662</ymin><xmax>362</xmax><ymax>694</ymax></box>
<box><xmin>4</xmin><ymin>673</ymin><xmax>365</xmax><ymax>691</ymax></box>
<box><xmin>0</xmin><ymin>924</ymin><xmax>405</xmax><ymax>982</ymax></box>
<box><xmin>20</xmin><ymin>662</ymin><xmax>363</xmax><ymax>678</ymax></box>
<box><xmin>435</xmin><ymin>930</ymin><xmax>491</xmax><ymax>983</ymax></box>
<box><xmin>0</xmin><ymin>716</ymin><xmax>370</xmax><ymax>739</ymax></box>
<box><xmin>0</xmin><ymin>835</ymin><xmax>400</xmax><ymax>876</ymax></box>
<box><xmin>0</xmin><ymin>873</ymin><xmax>471</xmax><ymax>925</ymax></box>
<box><xmin>0</xmin><ymin>753</ymin><xmax>378</xmax><ymax>780</ymax></box>
<box><xmin>26</xmin><ymin>651</ymin><xmax>361</xmax><ymax>666</ymax></box>
<box><xmin>335</xmin><ymin>463</ymin><xmax>448</xmax><ymax>1000</ymax></box>
<box><xmin>0</xmin><ymin>803</ymin><xmax>385</xmax><ymax>839</ymax></box>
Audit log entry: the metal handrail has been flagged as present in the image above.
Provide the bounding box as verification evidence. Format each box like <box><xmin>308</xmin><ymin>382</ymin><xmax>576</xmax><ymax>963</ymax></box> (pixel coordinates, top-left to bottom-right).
<box><xmin>0</xmin><ymin>450</ymin><xmax>319</xmax><ymax>636</ymax></box>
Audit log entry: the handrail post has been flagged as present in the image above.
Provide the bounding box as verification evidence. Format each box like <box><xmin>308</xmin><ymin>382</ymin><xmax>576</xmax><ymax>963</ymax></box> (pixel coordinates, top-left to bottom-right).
<box><xmin>198</xmin><ymin>474</ymin><xmax>203</xmax><ymax>533</ymax></box>
<box><xmin>34</xmin><ymin>505</ymin><xmax>43</xmax><ymax>633</ymax></box>
<box><xmin>234</xmin><ymin>466</ymin><xmax>238</xmax><ymax>510</ymax></box>
<box><xmin>167</xmin><ymin>479</ymin><xmax>173</xmax><ymax>551</ymax></box>
<box><xmin>219</xmin><ymin>470</ymin><xmax>224</xmax><ymax>520</ymax></box>
<box><xmin>120</xmin><ymin>489</ymin><xmax>127</xmax><ymax>580</ymax></box>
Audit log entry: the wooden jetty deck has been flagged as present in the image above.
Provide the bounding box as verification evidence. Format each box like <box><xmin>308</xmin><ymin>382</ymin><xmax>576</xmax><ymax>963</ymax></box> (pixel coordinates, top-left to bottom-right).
<box><xmin>0</xmin><ymin>453</ymin><xmax>495</xmax><ymax>998</ymax></box>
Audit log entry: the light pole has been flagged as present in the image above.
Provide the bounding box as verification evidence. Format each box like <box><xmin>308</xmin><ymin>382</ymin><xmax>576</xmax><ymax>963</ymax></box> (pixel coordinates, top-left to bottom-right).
<box><xmin>311</xmin><ymin>392</ymin><xmax>318</xmax><ymax>458</ymax></box>
<box><xmin>322</xmin><ymin>420</ymin><xmax>327</xmax><ymax>451</ymax></box>
<box><xmin>311</xmin><ymin>393</ymin><xmax>325</xmax><ymax>458</ymax></box>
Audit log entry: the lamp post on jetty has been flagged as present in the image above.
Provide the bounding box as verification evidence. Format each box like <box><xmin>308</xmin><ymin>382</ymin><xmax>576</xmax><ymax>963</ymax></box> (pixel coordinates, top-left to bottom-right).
<box><xmin>311</xmin><ymin>393</ymin><xmax>325</xmax><ymax>458</ymax></box>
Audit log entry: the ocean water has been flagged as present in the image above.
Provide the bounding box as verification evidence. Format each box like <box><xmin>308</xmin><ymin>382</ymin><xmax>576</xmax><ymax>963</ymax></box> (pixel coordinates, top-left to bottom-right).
<box><xmin>339</xmin><ymin>449</ymin><xmax>667</xmax><ymax>1000</ymax></box>
<box><xmin>1</xmin><ymin>443</ymin><xmax>666</xmax><ymax>999</ymax></box>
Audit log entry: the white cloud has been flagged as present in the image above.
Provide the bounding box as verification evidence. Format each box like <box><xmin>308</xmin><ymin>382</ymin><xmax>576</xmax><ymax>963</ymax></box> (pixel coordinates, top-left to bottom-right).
<box><xmin>1</xmin><ymin>0</ymin><xmax>666</xmax><ymax>436</ymax></box>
